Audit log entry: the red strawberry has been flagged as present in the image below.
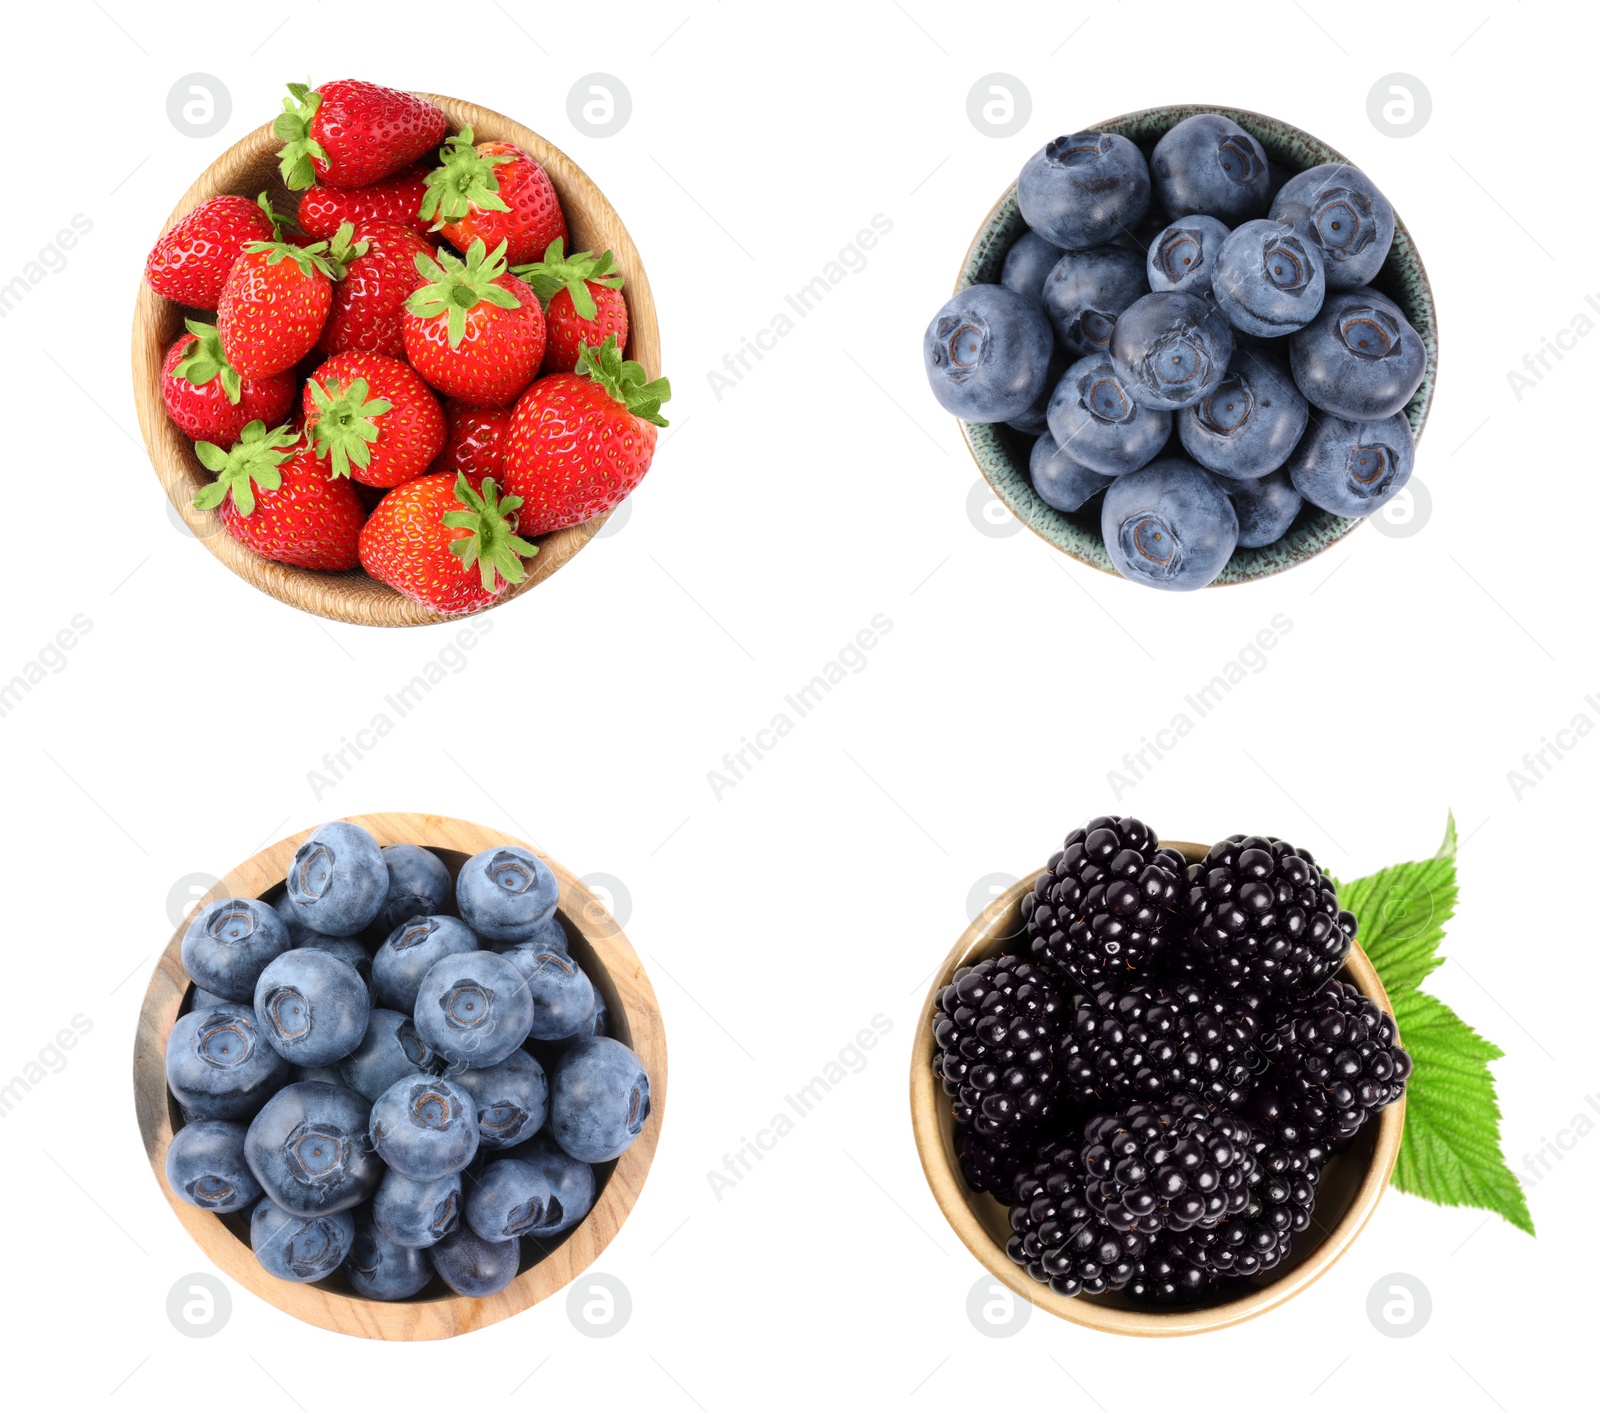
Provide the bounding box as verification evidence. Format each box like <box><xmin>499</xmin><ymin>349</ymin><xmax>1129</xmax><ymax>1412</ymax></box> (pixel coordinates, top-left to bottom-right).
<box><xmin>194</xmin><ymin>421</ymin><xmax>365</xmax><ymax>570</ymax></box>
<box><xmin>161</xmin><ymin>319</ymin><xmax>295</xmax><ymax>445</ymax></box>
<box><xmin>145</xmin><ymin>193</ymin><xmax>286</xmax><ymax>309</ymax></box>
<box><xmin>274</xmin><ymin>80</ymin><xmax>449</xmax><ymax>190</ymax></box>
<box><xmin>217</xmin><ymin>230</ymin><xmax>351</xmax><ymax>376</ymax></box>
<box><xmin>359</xmin><ymin>471</ymin><xmax>536</xmax><ymax>614</ymax></box>
<box><xmin>513</xmin><ymin>239</ymin><xmax>629</xmax><ymax>374</ymax></box>
<box><xmin>298</xmin><ymin>163</ymin><xmax>433</xmax><ymax>241</ymax></box>
<box><xmin>303</xmin><ymin>351</ymin><xmax>445</xmax><ymax>488</ymax></box>
<box><xmin>402</xmin><ymin>239</ymin><xmax>545</xmax><ymax>407</ymax></box>
<box><xmin>421</xmin><ymin>128</ymin><xmax>566</xmax><ymax>266</ymax></box>
<box><xmin>317</xmin><ymin>221</ymin><xmax>434</xmax><ymax>358</ymax></box>
<box><xmin>430</xmin><ymin>401</ymin><xmax>510</xmax><ymax>488</ymax></box>
<box><xmin>501</xmin><ymin>335</ymin><xmax>671</xmax><ymax>535</ymax></box>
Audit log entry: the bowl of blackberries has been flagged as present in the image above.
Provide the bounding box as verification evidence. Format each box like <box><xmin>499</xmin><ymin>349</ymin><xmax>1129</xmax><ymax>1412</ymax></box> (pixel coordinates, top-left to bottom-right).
<box><xmin>922</xmin><ymin>107</ymin><xmax>1436</xmax><ymax>589</ymax></box>
<box><xmin>911</xmin><ymin>817</ymin><xmax>1410</xmax><ymax>1334</ymax></box>
<box><xmin>133</xmin><ymin>814</ymin><xmax>665</xmax><ymax>1341</ymax></box>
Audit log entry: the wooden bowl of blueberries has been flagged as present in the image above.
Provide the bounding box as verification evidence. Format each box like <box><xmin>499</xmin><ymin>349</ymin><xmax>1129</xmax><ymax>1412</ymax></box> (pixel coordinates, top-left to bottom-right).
<box><xmin>132</xmin><ymin>812</ymin><xmax>666</xmax><ymax>1341</ymax></box>
<box><xmin>923</xmin><ymin>106</ymin><xmax>1438</xmax><ymax>590</ymax></box>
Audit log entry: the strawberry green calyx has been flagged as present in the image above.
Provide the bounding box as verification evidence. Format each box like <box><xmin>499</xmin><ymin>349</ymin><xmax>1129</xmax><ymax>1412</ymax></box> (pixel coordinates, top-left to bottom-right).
<box><xmin>307</xmin><ymin>376</ymin><xmax>393</xmax><ymax>479</ymax></box>
<box><xmin>512</xmin><ymin>238</ymin><xmax>624</xmax><ymax>321</ymax></box>
<box><xmin>256</xmin><ymin>191</ymin><xmax>295</xmax><ymax>238</ymax></box>
<box><xmin>192</xmin><ymin>420</ymin><xmax>299</xmax><ymax>517</ymax></box>
<box><xmin>175</xmin><ymin>318</ymin><xmax>244</xmax><ymax>403</ymax></box>
<box><xmin>419</xmin><ymin>127</ymin><xmax>511</xmax><ymax>225</ymax></box>
<box><xmin>241</xmin><ymin>236</ymin><xmax>343</xmax><ymax>282</ymax></box>
<box><xmin>325</xmin><ymin>221</ymin><xmax>370</xmax><ymax>270</ymax></box>
<box><xmin>574</xmin><ymin>335</ymin><xmax>671</xmax><ymax>427</ymax></box>
<box><xmin>274</xmin><ymin>81</ymin><xmax>328</xmax><ymax>190</ymax></box>
<box><xmin>443</xmin><ymin>473</ymin><xmax>538</xmax><ymax>590</ymax></box>
<box><xmin>405</xmin><ymin>239</ymin><xmax>522</xmax><ymax>349</ymax></box>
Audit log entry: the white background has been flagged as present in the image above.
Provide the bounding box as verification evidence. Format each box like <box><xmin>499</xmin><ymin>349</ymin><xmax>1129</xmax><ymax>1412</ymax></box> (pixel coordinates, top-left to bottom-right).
<box><xmin>0</xmin><ymin>0</ymin><xmax>1591</xmax><ymax>1405</ymax></box>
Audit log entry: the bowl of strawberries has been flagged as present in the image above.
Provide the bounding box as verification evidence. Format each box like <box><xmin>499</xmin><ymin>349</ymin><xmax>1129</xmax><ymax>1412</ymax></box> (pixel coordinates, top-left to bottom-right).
<box><xmin>134</xmin><ymin>80</ymin><xmax>666</xmax><ymax>626</ymax></box>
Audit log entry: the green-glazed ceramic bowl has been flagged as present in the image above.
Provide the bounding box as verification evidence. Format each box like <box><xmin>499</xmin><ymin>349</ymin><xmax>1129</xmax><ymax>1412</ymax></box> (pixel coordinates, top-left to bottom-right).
<box><xmin>957</xmin><ymin>104</ymin><xmax>1438</xmax><ymax>585</ymax></box>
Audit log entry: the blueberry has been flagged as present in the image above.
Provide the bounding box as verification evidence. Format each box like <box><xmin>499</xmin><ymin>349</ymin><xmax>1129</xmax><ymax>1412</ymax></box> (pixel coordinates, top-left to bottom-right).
<box><xmin>455</xmin><ymin>846</ymin><xmax>559</xmax><ymax>946</ymax></box>
<box><xmin>181</xmin><ymin>898</ymin><xmax>290</xmax><ymax>1003</ymax></box>
<box><xmin>339</xmin><ymin>1008</ymin><xmax>438</xmax><ymax>1100</ymax></box>
<box><xmin>1289</xmin><ymin>289</ymin><xmax>1426</xmax><ymax>420</ymax></box>
<box><xmin>1017</xmin><ymin>131</ymin><xmax>1151</xmax><ymax>250</ymax></box>
<box><xmin>1000</xmin><ymin>229</ymin><xmax>1065</xmax><ymax>303</ymax></box>
<box><xmin>369</xmin><ymin>1075</ymin><xmax>479</xmax><ymax>1180</ymax></box>
<box><xmin>166</xmin><ymin>1002</ymin><xmax>290</xmax><ymax>1120</ymax></box>
<box><xmin>1150</xmin><ymin>114</ymin><xmax>1271</xmax><ymax>223</ymax></box>
<box><xmin>922</xmin><ymin>284</ymin><xmax>1054</xmax><ymax>423</ymax></box>
<box><xmin>528</xmin><ymin>993</ymin><xmax>609</xmax><ymax>1070</ymax></box>
<box><xmin>500</xmin><ymin>1135</ymin><xmax>596</xmax><ymax>1236</ymax></box>
<box><xmin>1177</xmin><ymin>345</ymin><xmax>1309</xmax><ymax>479</ymax></box>
<box><xmin>1223</xmin><ymin>469</ymin><xmax>1303</xmax><ymax>547</ymax></box>
<box><xmin>1101</xmin><ymin>457</ymin><xmax>1239</xmax><ymax>591</ymax></box>
<box><xmin>253</xmin><ymin>948</ymin><xmax>371</xmax><ymax>1067</ymax></box>
<box><xmin>295</xmin><ymin>933</ymin><xmax>372</xmax><ymax>986</ymax></box>
<box><xmin>1004</xmin><ymin>348</ymin><xmax>1066</xmax><ymax>437</ymax></box>
<box><xmin>165</xmin><ymin>1119</ymin><xmax>263</xmax><ymax>1212</ymax></box>
<box><xmin>450</xmin><ymin>1048</ymin><xmax>548</xmax><ymax>1149</ymax></box>
<box><xmin>414</xmin><ymin>950</ymin><xmax>535</xmax><ymax>1068</ymax></box>
<box><xmin>1045</xmin><ymin>353</ymin><xmax>1171</xmax><ymax>476</ymax></box>
<box><xmin>1211</xmin><ymin>219</ymin><xmax>1326</xmax><ymax>337</ymax></box>
<box><xmin>550</xmin><ymin>1036</ymin><xmax>651</xmax><ymax>1164</ymax></box>
<box><xmin>1146</xmin><ymin>215</ymin><xmax>1231</xmax><ymax>296</ymax></box>
<box><xmin>465</xmin><ymin>1157</ymin><xmax>558</xmax><ymax>1241</ymax></box>
<box><xmin>372</xmin><ymin>915</ymin><xmax>479</xmax><ymax>1011</ymax></box>
<box><xmin>285</xmin><ymin>821</ymin><xmax>388</xmax><ymax>937</ymax></box>
<box><xmin>1286</xmin><ymin>409</ymin><xmax>1415</xmax><ymax>517</ymax></box>
<box><xmin>430</xmin><ymin>1226</ymin><xmax>520</xmax><ymax>1297</ymax></box>
<box><xmin>373</xmin><ymin>844</ymin><xmax>452</xmax><ymax>936</ymax></box>
<box><xmin>1109</xmin><ymin>292</ymin><xmax>1233</xmax><ymax>411</ymax></box>
<box><xmin>250</xmin><ymin>1197</ymin><xmax>355</xmax><ymax>1283</ymax></box>
<box><xmin>191</xmin><ymin>986</ymin><xmax>230</xmax><ymax>1011</ymax></box>
<box><xmin>1030</xmin><ymin>433</ymin><xmax>1114</xmax><ymax>512</ymax></box>
<box><xmin>244</xmin><ymin>1080</ymin><xmax>382</xmax><ymax>1216</ymax></box>
<box><xmin>502</xmin><ymin>945</ymin><xmax>597</xmax><ymax>1041</ymax></box>
<box><xmin>1041</xmin><ymin>246</ymin><xmax>1148</xmax><ymax>356</ymax></box>
<box><xmin>273</xmin><ymin>895</ymin><xmax>325</xmax><ymax>947</ymax></box>
<box><xmin>346</xmin><ymin>1211</ymin><xmax>434</xmax><ymax>1300</ymax></box>
<box><xmin>1271</xmin><ymin>163</ymin><xmax>1395</xmax><ymax>290</ymax></box>
<box><xmin>373</xmin><ymin>1167</ymin><xmax>462</xmax><ymax>1248</ymax></box>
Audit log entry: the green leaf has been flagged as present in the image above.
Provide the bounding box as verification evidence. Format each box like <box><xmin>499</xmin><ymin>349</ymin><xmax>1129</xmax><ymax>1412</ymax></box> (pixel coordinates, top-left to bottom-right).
<box><xmin>306</xmin><ymin>376</ymin><xmax>391</xmax><ymax>479</ymax></box>
<box><xmin>1341</xmin><ymin>811</ymin><xmax>1459</xmax><ymax>997</ymax></box>
<box><xmin>173</xmin><ymin>321</ymin><xmax>244</xmax><ymax>404</ymax></box>
<box><xmin>191</xmin><ymin>420</ymin><xmax>297</xmax><ymax>518</ymax></box>
<box><xmin>419</xmin><ymin>127</ymin><xmax>512</xmax><ymax>224</ymax></box>
<box><xmin>511</xmin><ymin>237</ymin><xmax>624</xmax><ymax>321</ymax></box>
<box><xmin>403</xmin><ymin>239</ymin><xmax>521</xmax><ymax>349</ymax></box>
<box><xmin>573</xmin><ymin>334</ymin><xmax>671</xmax><ymax>427</ymax></box>
<box><xmin>441</xmin><ymin>473</ymin><xmax>537</xmax><ymax>590</ymax></box>
<box><xmin>273</xmin><ymin>80</ymin><xmax>327</xmax><ymax>190</ymax></box>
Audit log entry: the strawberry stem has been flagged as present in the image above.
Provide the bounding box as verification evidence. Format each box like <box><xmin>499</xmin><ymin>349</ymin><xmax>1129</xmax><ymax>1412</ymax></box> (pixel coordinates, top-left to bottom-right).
<box><xmin>192</xmin><ymin>420</ymin><xmax>300</xmax><ymax>517</ymax></box>
<box><xmin>512</xmin><ymin>238</ymin><xmax>624</xmax><ymax>322</ymax></box>
<box><xmin>442</xmin><ymin>473</ymin><xmax>538</xmax><ymax>591</ymax></box>
<box><xmin>273</xmin><ymin>81</ymin><xmax>328</xmax><ymax>190</ymax></box>
<box><xmin>174</xmin><ymin>319</ymin><xmax>244</xmax><ymax>404</ymax></box>
<box><xmin>419</xmin><ymin>126</ymin><xmax>512</xmax><ymax>225</ymax></box>
<box><xmin>573</xmin><ymin>335</ymin><xmax>671</xmax><ymax>427</ymax></box>
<box><xmin>307</xmin><ymin>375</ymin><xmax>393</xmax><ymax>479</ymax></box>
<box><xmin>241</xmin><ymin>236</ymin><xmax>343</xmax><ymax>282</ymax></box>
<box><xmin>404</xmin><ymin>239</ymin><xmax>524</xmax><ymax>349</ymax></box>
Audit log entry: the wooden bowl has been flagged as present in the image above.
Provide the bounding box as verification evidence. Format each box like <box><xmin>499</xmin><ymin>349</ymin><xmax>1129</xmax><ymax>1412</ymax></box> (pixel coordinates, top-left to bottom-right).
<box><xmin>957</xmin><ymin>104</ymin><xmax>1438</xmax><ymax>586</ymax></box>
<box><xmin>132</xmin><ymin>95</ymin><xmax>661</xmax><ymax>627</ymax></box>
<box><xmin>909</xmin><ymin>842</ymin><xmax>1404</xmax><ymax>1336</ymax></box>
<box><xmin>132</xmin><ymin>813</ymin><xmax>667</xmax><ymax>1341</ymax></box>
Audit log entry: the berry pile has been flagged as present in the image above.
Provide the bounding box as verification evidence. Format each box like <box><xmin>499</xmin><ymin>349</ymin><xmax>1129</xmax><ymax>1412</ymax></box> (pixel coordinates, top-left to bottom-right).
<box><xmin>146</xmin><ymin>79</ymin><xmax>670</xmax><ymax>615</ymax></box>
<box><xmin>930</xmin><ymin>815</ymin><xmax>1411</xmax><ymax>1306</ymax></box>
<box><xmin>922</xmin><ymin>111</ymin><xmax>1427</xmax><ymax>591</ymax></box>
<box><xmin>163</xmin><ymin>819</ymin><xmax>652</xmax><ymax>1301</ymax></box>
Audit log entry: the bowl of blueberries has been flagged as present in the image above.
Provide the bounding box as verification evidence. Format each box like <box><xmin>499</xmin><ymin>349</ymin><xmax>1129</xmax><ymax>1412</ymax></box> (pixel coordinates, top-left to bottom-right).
<box><xmin>923</xmin><ymin>106</ymin><xmax>1437</xmax><ymax>590</ymax></box>
<box><xmin>133</xmin><ymin>813</ymin><xmax>665</xmax><ymax>1340</ymax></box>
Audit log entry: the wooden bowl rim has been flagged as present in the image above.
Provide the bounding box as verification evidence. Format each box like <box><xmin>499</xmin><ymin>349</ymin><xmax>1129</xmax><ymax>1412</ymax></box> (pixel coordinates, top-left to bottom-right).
<box><xmin>132</xmin><ymin>812</ymin><xmax>667</xmax><ymax>1341</ymax></box>
<box><xmin>131</xmin><ymin>92</ymin><xmax>661</xmax><ymax>628</ymax></box>
<box><xmin>908</xmin><ymin>840</ymin><xmax>1404</xmax><ymax>1336</ymax></box>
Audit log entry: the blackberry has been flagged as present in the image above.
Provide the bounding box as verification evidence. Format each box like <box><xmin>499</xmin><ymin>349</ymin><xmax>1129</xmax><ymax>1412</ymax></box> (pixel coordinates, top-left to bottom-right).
<box><xmin>1007</xmin><ymin>1141</ymin><xmax>1148</xmax><ymax>1297</ymax></box>
<box><xmin>1171</xmin><ymin>1141</ymin><xmax>1321</xmax><ymax>1278</ymax></box>
<box><xmin>957</xmin><ymin>1127</ymin><xmax>1031</xmax><ymax>1200</ymax></box>
<box><xmin>1023</xmin><ymin>816</ymin><xmax>1186</xmax><ymax>992</ymax></box>
<box><xmin>1262</xmin><ymin>979</ymin><xmax>1412</xmax><ymax>1142</ymax></box>
<box><xmin>1245</xmin><ymin>1085</ymin><xmax>1339</xmax><ymax>1163</ymax></box>
<box><xmin>1062</xmin><ymin>978</ymin><xmax>1265</xmax><ymax>1111</ymax></box>
<box><xmin>1082</xmin><ymin>1098</ymin><xmax>1257</xmax><ymax>1233</ymax></box>
<box><xmin>1176</xmin><ymin>835</ymin><xmax>1356</xmax><ymax>998</ymax></box>
<box><xmin>1126</xmin><ymin>1241</ymin><xmax>1217</xmax><ymax>1305</ymax></box>
<box><xmin>931</xmin><ymin>955</ymin><xmax>1067</xmax><ymax>1141</ymax></box>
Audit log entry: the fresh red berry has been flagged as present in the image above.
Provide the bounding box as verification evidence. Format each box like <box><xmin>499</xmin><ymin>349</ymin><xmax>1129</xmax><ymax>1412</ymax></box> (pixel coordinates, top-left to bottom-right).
<box><xmin>421</xmin><ymin>128</ymin><xmax>566</xmax><ymax>266</ymax></box>
<box><xmin>303</xmin><ymin>351</ymin><xmax>445</xmax><ymax>488</ymax></box>
<box><xmin>501</xmin><ymin>335</ymin><xmax>670</xmax><ymax>535</ymax></box>
<box><xmin>297</xmin><ymin>164</ymin><xmax>434</xmax><ymax>241</ymax></box>
<box><xmin>194</xmin><ymin>421</ymin><xmax>365</xmax><ymax>570</ymax></box>
<box><xmin>274</xmin><ymin>80</ymin><xmax>448</xmax><ymax>190</ymax></box>
<box><xmin>402</xmin><ymin>239</ymin><xmax>545</xmax><ymax>407</ymax></box>
<box><xmin>359</xmin><ymin>471</ymin><xmax>537</xmax><ymax>614</ymax></box>
<box><xmin>218</xmin><ymin>230</ymin><xmax>352</xmax><ymax>376</ymax></box>
<box><xmin>161</xmin><ymin>319</ymin><xmax>295</xmax><ymax>445</ymax></box>
<box><xmin>317</xmin><ymin>220</ymin><xmax>435</xmax><ymax>358</ymax></box>
<box><xmin>513</xmin><ymin>239</ymin><xmax>629</xmax><ymax>374</ymax></box>
<box><xmin>431</xmin><ymin>401</ymin><xmax>511</xmax><ymax>488</ymax></box>
<box><xmin>145</xmin><ymin>193</ymin><xmax>285</xmax><ymax>310</ymax></box>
